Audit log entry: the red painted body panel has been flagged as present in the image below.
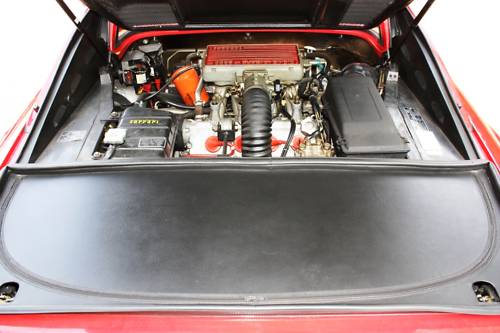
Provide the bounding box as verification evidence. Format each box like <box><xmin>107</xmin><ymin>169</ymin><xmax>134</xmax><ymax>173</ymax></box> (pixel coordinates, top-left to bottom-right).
<box><xmin>108</xmin><ymin>23</ymin><xmax>390</xmax><ymax>59</ymax></box>
<box><xmin>1</xmin><ymin>312</ymin><xmax>500</xmax><ymax>333</ymax></box>
<box><xmin>455</xmin><ymin>87</ymin><xmax>499</xmax><ymax>169</ymax></box>
<box><xmin>431</xmin><ymin>52</ymin><xmax>499</xmax><ymax>169</ymax></box>
<box><xmin>0</xmin><ymin>93</ymin><xmax>39</xmax><ymax>170</ymax></box>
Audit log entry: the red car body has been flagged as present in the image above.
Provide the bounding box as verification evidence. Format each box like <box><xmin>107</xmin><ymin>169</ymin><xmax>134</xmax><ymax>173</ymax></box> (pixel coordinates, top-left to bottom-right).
<box><xmin>0</xmin><ymin>4</ymin><xmax>499</xmax><ymax>332</ymax></box>
<box><xmin>1</xmin><ymin>312</ymin><xmax>500</xmax><ymax>333</ymax></box>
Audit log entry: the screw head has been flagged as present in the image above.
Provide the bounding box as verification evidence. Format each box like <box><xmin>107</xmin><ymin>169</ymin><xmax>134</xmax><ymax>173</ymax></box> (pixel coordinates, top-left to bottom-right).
<box><xmin>92</xmin><ymin>152</ymin><xmax>104</xmax><ymax>160</ymax></box>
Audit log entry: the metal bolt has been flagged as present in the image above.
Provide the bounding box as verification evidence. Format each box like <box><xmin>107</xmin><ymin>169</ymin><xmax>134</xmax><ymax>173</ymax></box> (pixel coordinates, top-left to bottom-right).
<box><xmin>92</xmin><ymin>152</ymin><xmax>104</xmax><ymax>160</ymax></box>
<box><xmin>300</xmin><ymin>118</ymin><xmax>318</xmax><ymax>136</ymax></box>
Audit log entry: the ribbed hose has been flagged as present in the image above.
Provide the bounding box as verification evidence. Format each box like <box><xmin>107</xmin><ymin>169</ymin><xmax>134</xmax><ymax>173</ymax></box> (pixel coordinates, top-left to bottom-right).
<box><xmin>241</xmin><ymin>88</ymin><xmax>272</xmax><ymax>157</ymax></box>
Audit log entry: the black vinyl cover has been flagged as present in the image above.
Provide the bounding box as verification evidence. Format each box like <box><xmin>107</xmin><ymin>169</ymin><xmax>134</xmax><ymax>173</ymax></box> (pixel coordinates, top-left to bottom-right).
<box><xmin>323</xmin><ymin>76</ymin><xmax>410</xmax><ymax>157</ymax></box>
<box><xmin>81</xmin><ymin>0</ymin><xmax>412</xmax><ymax>31</ymax></box>
<box><xmin>0</xmin><ymin>161</ymin><xmax>499</xmax><ymax>313</ymax></box>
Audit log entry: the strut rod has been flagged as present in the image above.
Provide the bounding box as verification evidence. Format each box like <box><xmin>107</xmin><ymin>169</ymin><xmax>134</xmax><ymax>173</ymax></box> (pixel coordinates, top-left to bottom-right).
<box><xmin>55</xmin><ymin>0</ymin><xmax>109</xmax><ymax>64</ymax></box>
<box><xmin>384</xmin><ymin>0</ymin><xmax>436</xmax><ymax>66</ymax></box>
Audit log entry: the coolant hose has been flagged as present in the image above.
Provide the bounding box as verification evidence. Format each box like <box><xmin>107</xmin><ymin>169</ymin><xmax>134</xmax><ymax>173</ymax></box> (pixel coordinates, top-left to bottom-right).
<box><xmin>241</xmin><ymin>87</ymin><xmax>272</xmax><ymax>157</ymax></box>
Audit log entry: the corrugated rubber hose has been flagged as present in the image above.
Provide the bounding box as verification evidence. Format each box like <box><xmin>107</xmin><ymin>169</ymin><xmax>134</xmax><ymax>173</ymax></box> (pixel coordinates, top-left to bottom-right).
<box><xmin>241</xmin><ymin>87</ymin><xmax>273</xmax><ymax>157</ymax></box>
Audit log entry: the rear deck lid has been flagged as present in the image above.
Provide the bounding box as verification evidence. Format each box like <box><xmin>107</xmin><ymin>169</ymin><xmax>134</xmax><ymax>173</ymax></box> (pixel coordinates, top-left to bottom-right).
<box><xmin>1</xmin><ymin>161</ymin><xmax>499</xmax><ymax>311</ymax></box>
<box><xmin>80</xmin><ymin>0</ymin><xmax>412</xmax><ymax>31</ymax></box>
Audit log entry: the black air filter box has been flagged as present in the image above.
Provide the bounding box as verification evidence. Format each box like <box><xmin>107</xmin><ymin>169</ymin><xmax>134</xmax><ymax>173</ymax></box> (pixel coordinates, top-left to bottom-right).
<box><xmin>113</xmin><ymin>106</ymin><xmax>177</xmax><ymax>158</ymax></box>
<box><xmin>323</xmin><ymin>76</ymin><xmax>409</xmax><ymax>157</ymax></box>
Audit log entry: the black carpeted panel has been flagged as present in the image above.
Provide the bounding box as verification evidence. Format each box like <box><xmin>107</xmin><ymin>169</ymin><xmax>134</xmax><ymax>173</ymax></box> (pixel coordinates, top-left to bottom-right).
<box><xmin>0</xmin><ymin>163</ymin><xmax>497</xmax><ymax>302</ymax></box>
<box><xmin>81</xmin><ymin>0</ymin><xmax>411</xmax><ymax>30</ymax></box>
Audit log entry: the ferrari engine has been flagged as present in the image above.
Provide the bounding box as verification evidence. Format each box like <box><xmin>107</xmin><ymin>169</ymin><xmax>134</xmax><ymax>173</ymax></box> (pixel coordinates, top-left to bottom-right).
<box><xmin>180</xmin><ymin>43</ymin><xmax>331</xmax><ymax>157</ymax></box>
<box><xmin>103</xmin><ymin>38</ymin><xmax>409</xmax><ymax>160</ymax></box>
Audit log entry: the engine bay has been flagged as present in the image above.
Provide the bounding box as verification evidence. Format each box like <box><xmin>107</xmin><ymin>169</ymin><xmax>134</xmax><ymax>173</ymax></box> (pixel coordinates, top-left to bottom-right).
<box><xmin>104</xmin><ymin>41</ymin><xmax>340</xmax><ymax>159</ymax></box>
<box><xmin>35</xmin><ymin>32</ymin><xmax>463</xmax><ymax>163</ymax></box>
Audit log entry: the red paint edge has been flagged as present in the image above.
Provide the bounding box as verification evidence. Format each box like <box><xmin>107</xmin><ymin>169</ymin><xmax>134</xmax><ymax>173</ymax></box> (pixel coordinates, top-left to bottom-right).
<box><xmin>109</xmin><ymin>24</ymin><xmax>390</xmax><ymax>59</ymax></box>
<box><xmin>455</xmin><ymin>86</ymin><xmax>500</xmax><ymax>169</ymax></box>
<box><xmin>0</xmin><ymin>93</ymin><xmax>40</xmax><ymax>170</ymax></box>
<box><xmin>0</xmin><ymin>312</ymin><xmax>500</xmax><ymax>332</ymax></box>
<box><xmin>432</xmin><ymin>52</ymin><xmax>500</xmax><ymax>169</ymax></box>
